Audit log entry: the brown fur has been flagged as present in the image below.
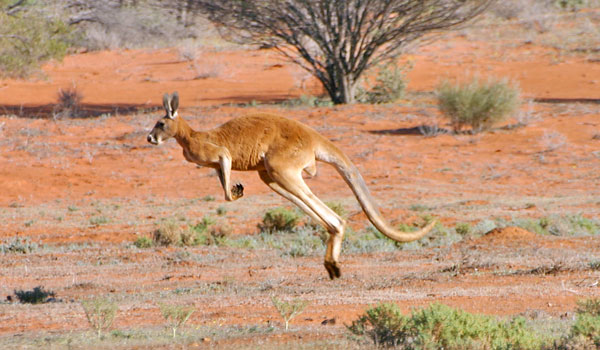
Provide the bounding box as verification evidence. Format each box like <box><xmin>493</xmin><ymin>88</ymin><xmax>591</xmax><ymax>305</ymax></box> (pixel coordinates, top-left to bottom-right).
<box><xmin>148</xmin><ymin>92</ymin><xmax>434</xmax><ymax>279</ymax></box>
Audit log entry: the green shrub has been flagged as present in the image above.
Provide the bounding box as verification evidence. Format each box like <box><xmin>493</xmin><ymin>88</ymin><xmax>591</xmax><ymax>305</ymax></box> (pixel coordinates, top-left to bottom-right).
<box><xmin>348</xmin><ymin>302</ymin><xmax>411</xmax><ymax>347</ymax></box>
<box><xmin>189</xmin><ymin>216</ymin><xmax>230</xmax><ymax>246</ymax></box>
<box><xmin>0</xmin><ymin>6</ymin><xmax>72</xmax><ymax>78</ymax></box>
<box><xmin>437</xmin><ymin>77</ymin><xmax>521</xmax><ymax>133</ymax></box>
<box><xmin>159</xmin><ymin>303</ymin><xmax>195</xmax><ymax>338</ymax></box>
<box><xmin>576</xmin><ymin>298</ymin><xmax>600</xmax><ymax>316</ymax></box>
<box><xmin>455</xmin><ymin>222</ymin><xmax>472</xmax><ymax>236</ymax></box>
<box><xmin>569</xmin><ymin>313</ymin><xmax>600</xmax><ymax>345</ymax></box>
<box><xmin>133</xmin><ymin>236</ymin><xmax>153</xmax><ymax>248</ymax></box>
<box><xmin>358</xmin><ymin>63</ymin><xmax>407</xmax><ymax>104</ymax></box>
<box><xmin>349</xmin><ymin>303</ymin><xmax>545</xmax><ymax>349</ymax></box>
<box><xmin>271</xmin><ymin>296</ymin><xmax>309</xmax><ymax>331</ymax></box>
<box><xmin>259</xmin><ymin>207</ymin><xmax>302</xmax><ymax>233</ymax></box>
<box><xmin>14</xmin><ymin>286</ymin><xmax>55</xmax><ymax>304</ymax></box>
<box><xmin>81</xmin><ymin>298</ymin><xmax>118</xmax><ymax>338</ymax></box>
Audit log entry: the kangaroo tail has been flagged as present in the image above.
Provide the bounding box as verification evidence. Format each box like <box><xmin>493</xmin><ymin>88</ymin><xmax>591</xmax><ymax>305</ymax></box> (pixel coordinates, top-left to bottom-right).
<box><xmin>316</xmin><ymin>143</ymin><xmax>435</xmax><ymax>242</ymax></box>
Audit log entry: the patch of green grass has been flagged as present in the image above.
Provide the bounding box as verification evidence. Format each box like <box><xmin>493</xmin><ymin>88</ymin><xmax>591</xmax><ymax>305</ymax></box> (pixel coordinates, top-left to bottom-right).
<box><xmin>14</xmin><ymin>286</ymin><xmax>56</xmax><ymax>304</ymax></box>
<box><xmin>349</xmin><ymin>303</ymin><xmax>547</xmax><ymax>349</ymax></box>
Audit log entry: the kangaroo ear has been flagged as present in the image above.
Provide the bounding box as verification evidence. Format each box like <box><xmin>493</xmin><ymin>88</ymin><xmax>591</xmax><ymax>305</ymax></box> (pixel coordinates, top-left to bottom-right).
<box><xmin>170</xmin><ymin>91</ymin><xmax>179</xmax><ymax>115</ymax></box>
<box><xmin>163</xmin><ymin>93</ymin><xmax>173</xmax><ymax>119</ymax></box>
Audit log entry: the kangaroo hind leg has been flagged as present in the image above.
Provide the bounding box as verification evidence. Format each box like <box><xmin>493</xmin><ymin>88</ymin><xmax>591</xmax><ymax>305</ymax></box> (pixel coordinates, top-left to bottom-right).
<box><xmin>263</xmin><ymin>159</ymin><xmax>346</xmax><ymax>279</ymax></box>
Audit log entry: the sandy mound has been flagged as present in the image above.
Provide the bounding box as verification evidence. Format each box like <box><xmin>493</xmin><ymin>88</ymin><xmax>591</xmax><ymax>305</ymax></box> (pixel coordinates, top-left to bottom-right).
<box><xmin>476</xmin><ymin>226</ymin><xmax>539</xmax><ymax>246</ymax></box>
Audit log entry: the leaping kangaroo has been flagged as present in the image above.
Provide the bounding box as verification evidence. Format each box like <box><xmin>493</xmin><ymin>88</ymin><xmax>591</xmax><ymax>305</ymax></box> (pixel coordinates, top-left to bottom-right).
<box><xmin>147</xmin><ymin>92</ymin><xmax>434</xmax><ymax>279</ymax></box>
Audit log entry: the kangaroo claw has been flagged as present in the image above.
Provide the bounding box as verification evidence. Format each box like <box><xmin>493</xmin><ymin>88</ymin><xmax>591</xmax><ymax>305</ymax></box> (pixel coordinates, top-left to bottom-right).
<box><xmin>231</xmin><ymin>183</ymin><xmax>244</xmax><ymax>200</ymax></box>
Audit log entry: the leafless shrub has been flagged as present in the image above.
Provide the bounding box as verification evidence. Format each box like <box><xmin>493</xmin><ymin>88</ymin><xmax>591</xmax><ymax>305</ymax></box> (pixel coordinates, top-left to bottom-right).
<box><xmin>54</xmin><ymin>86</ymin><xmax>83</xmax><ymax>119</ymax></box>
<box><xmin>196</xmin><ymin>0</ymin><xmax>492</xmax><ymax>104</ymax></box>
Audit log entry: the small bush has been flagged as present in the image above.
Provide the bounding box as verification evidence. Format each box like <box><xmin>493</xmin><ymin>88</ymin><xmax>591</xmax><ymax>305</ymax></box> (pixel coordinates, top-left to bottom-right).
<box><xmin>14</xmin><ymin>286</ymin><xmax>55</xmax><ymax>304</ymax></box>
<box><xmin>81</xmin><ymin>298</ymin><xmax>118</xmax><ymax>338</ymax></box>
<box><xmin>159</xmin><ymin>303</ymin><xmax>195</xmax><ymax>338</ymax></box>
<box><xmin>437</xmin><ymin>77</ymin><xmax>521</xmax><ymax>133</ymax></box>
<box><xmin>54</xmin><ymin>87</ymin><xmax>84</xmax><ymax>119</ymax></box>
<box><xmin>271</xmin><ymin>296</ymin><xmax>309</xmax><ymax>331</ymax></box>
<box><xmin>455</xmin><ymin>222</ymin><xmax>472</xmax><ymax>236</ymax></box>
<box><xmin>348</xmin><ymin>302</ymin><xmax>410</xmax><ymax>347</ymax></box>
<box><xmin>133</xmin><ymin>236</ymin><xmax>153</xmax><ymax>249</ymax></box>
<box><xmin>357</xmin><ymin>63</ymin><xmax>407</xmax><ymax>104</ymax></box>
<box><xmin>576</xmin><ymin>298</ymin><xmax>600</xmax><ymax>316</ymax></box>
<box><xmin>152</xmin><ymin>219</ymin><xmax>185</xmax><ymax>246</ymax></box>
<box><xmin>259</xmin><ymin>207</ymin><xmax>302</xmax><ymax>233</ymax></box>
<box><xmin>349</xmin><ymin>303</ymin><xmax>545</xmax><ymax>349</ymax></box>
<box><xmin>189</xmin><ymin>216</ymin><xmax>230</xmax><ymax>246</ymax></box>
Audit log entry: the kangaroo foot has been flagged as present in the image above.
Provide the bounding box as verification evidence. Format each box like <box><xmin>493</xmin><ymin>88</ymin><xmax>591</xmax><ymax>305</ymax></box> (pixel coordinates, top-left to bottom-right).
<box><xmin>324</xmin><ymin>260</ymin><xmax>341</xmax><ymax>280</ymax></box>
<box><xmin>231</xmin><ymin>183</ymin><xmax>244</xmax><ymax>200</ymax></box>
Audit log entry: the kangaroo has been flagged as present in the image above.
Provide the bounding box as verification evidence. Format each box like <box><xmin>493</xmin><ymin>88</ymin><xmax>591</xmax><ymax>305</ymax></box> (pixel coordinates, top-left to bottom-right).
<box><xmin>147</xmin><ymin>92</ymin><xmax>435</xmax><ymax>279</ymax></box>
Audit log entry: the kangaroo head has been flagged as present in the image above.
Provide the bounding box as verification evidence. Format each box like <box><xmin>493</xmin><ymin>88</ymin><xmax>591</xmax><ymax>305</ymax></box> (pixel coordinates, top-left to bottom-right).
<box><xmin>147</xmin><ymin>92</ymin><xmax>180</xmax><ymax>145</ymax></box>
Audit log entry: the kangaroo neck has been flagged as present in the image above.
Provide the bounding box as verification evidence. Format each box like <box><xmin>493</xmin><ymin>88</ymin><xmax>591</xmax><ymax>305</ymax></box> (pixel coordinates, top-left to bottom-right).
<box><xmin>173</xmin><ymin>117</ymin><xmax>195</xmax><ymax>148</ymax></box>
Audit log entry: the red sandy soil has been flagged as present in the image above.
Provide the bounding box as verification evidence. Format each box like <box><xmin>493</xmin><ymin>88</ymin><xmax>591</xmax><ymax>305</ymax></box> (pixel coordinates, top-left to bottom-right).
<box><xmin>0</xmin><ymin>29</ymin><xmax>599</xmax><ymax>348</ymax></box>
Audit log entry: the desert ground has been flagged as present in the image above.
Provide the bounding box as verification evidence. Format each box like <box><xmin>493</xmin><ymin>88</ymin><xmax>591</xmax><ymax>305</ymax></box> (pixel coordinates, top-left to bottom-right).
<box><xmin>1</xmin><ymin>9</ymin><xmax>599</xmax><ymax>350</ymax></box>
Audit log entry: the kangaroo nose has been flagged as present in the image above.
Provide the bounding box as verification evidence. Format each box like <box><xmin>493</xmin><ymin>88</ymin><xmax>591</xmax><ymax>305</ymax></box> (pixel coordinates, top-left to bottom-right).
<box><xmin>147</xmin><ymin>134</ymin><xmax>153</xmax><ymax>143</ymax></box>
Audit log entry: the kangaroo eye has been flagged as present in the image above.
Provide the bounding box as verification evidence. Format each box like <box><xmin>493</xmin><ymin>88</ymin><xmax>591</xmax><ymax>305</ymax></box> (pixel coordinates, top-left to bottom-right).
<box><xmin>156</xmin><ymin>122</ymin><xmax>164</xmax><ymax>129</ymax></box>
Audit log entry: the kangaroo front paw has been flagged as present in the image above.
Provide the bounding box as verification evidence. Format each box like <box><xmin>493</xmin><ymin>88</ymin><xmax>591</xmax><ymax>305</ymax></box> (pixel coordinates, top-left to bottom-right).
<box><xmin>324</xmin><ymin>260</ymin><xmax>341</xmax><ymax>280</ymax></box>
<box><xmin>231</xmin><ymin>183</ymin><xmax>244</xmax><ymax>200</ymax></box>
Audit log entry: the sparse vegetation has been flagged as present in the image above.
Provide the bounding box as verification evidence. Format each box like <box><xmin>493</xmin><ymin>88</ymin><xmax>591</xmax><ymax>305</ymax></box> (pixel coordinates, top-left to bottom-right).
<box><xmin>555</xmin><ymin>298</ymin><xmax>600</xmax><ymax>348</ymax></box>
<box><xmin>133</xmin><ymin>236</ymin><xmax>153</xmax><ymax>249</ymax></box>
<box><xmin>349</xmin><ymin>302</ymin><xmax>546</xmax><ymax>349</ymax></box>
<box><xmin>152</xmin><ymin>219</ymin><xmax>189</xmax><ymax>246</ymax></box>
<box><xmin>1</xmin><ymin>236</ymin><xmax>38</xmax><ymax>254</ymax></box>
<box><xmin>357</xmin><ymin>64</ymin><xmax>407</xmax><ymax>104</ymax></box>
<box><xmin>81</xmin><ymin>297</ymin><xmax>118</xmax><ymax>338</ymax></box>
<box><xmin>14</xmin><ymin>286</ymin><xmax>56</xmax><ymax>304</ymax></box>
<box><xmin>455</xmin><ymin>222</ymin><xmax>473</xmax><ymax>236</ymax></box>
<box><xmin>270</xmin><ymin>296</ymin><xmax>308</xmax><ymax>331</ymax></box>
<box><xmin>0</xmin><ymin>1</ymin><xmax>72</xmax><ymax>78</ymax></box>
<box><xmin>437</xmin><ymin>77</ymin><xmax>521</xmax><ymax>133</ymax></box>
<box><xmin>159</xmin><ymin>303</ymin><xmax>195</xmax><ymax>339</ymax></box>
<box><xmin>258</xmin><ymin>207</ymin><xmax>302</xmax><ymax>233</ymax></box>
